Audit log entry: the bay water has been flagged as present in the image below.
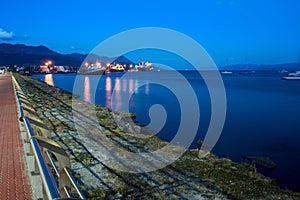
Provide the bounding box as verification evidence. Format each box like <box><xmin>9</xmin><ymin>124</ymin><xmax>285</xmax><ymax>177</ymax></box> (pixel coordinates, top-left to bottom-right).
<box><xmin>32</xmin><ymin>71</ymin><xmax>300</xmax><ymax>192</ymax></box>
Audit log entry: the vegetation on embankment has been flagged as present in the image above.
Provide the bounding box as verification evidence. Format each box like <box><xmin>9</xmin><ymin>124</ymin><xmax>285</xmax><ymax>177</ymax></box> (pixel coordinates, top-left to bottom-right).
<box><xmin>14</xmin><ymin>73</ymin><xmax>300</xmax><ymax>200</ymax></box>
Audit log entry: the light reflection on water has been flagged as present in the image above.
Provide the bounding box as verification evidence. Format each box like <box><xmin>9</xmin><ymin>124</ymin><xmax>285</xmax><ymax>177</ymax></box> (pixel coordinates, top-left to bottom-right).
<box><xmin>83</xmin><ymin>76</ymin><xmax>91</xmax><ymax>103</ymax></box>
<box><xmin>122</xmin><ymin>79</ymin><xmax>127</xmax><ymax>92</ymax></box>
<box><xmin>129</xmin><ymin>79</ymin><xmax>134</xmax><ymax>94</ymax></box>
<box><xmin>105</xmin><ymin>77</ymin><xmax>112</xmax><ymax>108</ymax></box>
<box><xmin>44</xmin><ymin>74</ymin><xmax>54</xmax><ymax>86</ymax></box>
<box><xmin>100</xmin><ymin>75</ymin><xmax>150</xmax><ymax>110</ymax></box>
<box><xmin>114</xmin><ymin>78</ymin><xmax>121</xmax><ymax>110</ymax></box>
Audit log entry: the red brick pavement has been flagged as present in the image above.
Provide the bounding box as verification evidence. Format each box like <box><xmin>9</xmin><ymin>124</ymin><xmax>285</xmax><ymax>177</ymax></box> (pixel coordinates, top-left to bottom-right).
<box><xmin>0</xmin><ymin>73</ymin><xmax>32</xmax><ymax>200</ymax></box>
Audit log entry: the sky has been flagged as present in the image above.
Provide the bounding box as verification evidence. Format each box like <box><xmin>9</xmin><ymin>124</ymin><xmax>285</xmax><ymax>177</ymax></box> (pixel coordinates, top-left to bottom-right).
<box><xmin>1</xmin><ymin>0</ymin><xmax>300</xmax><ymax>66</ymax></box>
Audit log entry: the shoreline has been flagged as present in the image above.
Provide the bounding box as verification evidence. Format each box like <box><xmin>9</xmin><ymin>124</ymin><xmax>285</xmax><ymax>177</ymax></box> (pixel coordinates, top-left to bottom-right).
<box><xmin>14</xmin><ymin>73</ymin><xmax>300</xmax><ymax>199</ymax></box>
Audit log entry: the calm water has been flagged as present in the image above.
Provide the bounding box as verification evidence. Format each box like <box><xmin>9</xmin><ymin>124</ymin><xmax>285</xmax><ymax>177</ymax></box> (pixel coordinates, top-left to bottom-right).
<box><xmin>33</xmin><ymin>71</ymin><xmax>300</xmax><ymax>192</ymax></box>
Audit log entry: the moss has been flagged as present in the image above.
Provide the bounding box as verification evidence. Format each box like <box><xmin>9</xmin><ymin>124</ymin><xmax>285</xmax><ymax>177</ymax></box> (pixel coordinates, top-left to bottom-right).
<box><xmin>87</xmin><ymin>189</ymin><xmax>107</xmax><ymax>199</ymax></box>
<box><xmin>114</xmin><ymin>127</ymin><xmax>124</xmax><ymax>134</ymax></box>
<box><xmin>73</xmin><ymin>152</ymin><xmax>97</xmax><ymax>167</ymax></box>
<box><xmin>173</xmin><ymin>150</ymin><xmax>300</xmax><ymax>199</ymax></box>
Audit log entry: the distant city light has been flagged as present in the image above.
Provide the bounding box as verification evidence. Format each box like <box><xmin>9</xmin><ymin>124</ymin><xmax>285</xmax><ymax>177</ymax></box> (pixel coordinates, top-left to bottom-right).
<box><xmin>45</xmin><ymin>60</ymin><xmax>53</xmax><ymax>66</ymax></box>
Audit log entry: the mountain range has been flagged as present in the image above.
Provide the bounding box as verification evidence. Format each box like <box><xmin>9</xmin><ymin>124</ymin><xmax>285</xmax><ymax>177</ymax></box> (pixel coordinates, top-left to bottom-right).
<box><xmin>0</xmin><ymin>43</ymin><xmax>299</xmax><ymax>71</ymax></box>
<box><xmin>0</xmin><ymin>43</ymin><xmax>135</xmax><ymax>67</ymax></box>
<box><xmin>218</xmin><ymin>63</ymin><xmax>300</xmax><ymax>71</ymax></box>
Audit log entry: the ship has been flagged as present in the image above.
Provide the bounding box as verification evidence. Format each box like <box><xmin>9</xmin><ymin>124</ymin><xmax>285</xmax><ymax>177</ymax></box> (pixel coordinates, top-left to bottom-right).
<box><xmin>107</xmin><ymin>63</ymin><xmax>125</xmax><ymax>72</ymax></box>
<box><xmin>221</xmin><ymin>70</ymin><xmax>233</xmax><ymax>75</ymax></box>
<box><xmin>282</xmin><ymin>54</ymin><xmax>300</xmax><ymax>80</ymax></box>
<box><xmin>77</xmin><ymin>65</ymin><xmax>105</xmax><ymax>75</ymax></box>
<box><xmin>282</xmin><ymin>71</ymin><xmax>300</xmax><ymax>80</ymax></box>
<box><xmin>135</xmin><ymin>61</ymin><xmax>153</xmax><ymax>72</ymax></box>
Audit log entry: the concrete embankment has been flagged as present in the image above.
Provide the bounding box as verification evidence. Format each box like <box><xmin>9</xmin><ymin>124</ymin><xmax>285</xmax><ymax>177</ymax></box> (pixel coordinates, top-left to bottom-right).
<box><xmin>14</xmin><ymin>73</ymin><xmax>300</xmax><ymax>200</ymax></box>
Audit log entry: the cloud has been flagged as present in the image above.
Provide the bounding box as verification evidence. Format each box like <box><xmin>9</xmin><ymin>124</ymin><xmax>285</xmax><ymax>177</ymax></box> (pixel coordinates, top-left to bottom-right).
<box><xmin>18</xmin><ymin>34</ymin><xmax>30</xmax><ymax>40</ymax></box>
<box><xmin>70</xmin><ymin>45</ymin><xmax>86</xmax><ymax>53</ymax></box>
<box><xmin>0</xmin><ymin>28</ymin><xmax>14</xmax><ymax>40</ymax></box>
<box><xmin>0</xmin><ymin>28</ymin><xmax>29</xmax><ymax>41</ymax></box>
<box><xmin>70</xmin><ymin>45</ymin><xmax>80</xmax><ymax>50</ymax></box>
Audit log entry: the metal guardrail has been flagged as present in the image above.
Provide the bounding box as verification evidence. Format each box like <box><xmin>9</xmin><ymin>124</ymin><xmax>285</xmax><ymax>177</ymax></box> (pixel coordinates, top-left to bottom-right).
<box><xmin>23</xmin><ymin>117</ymin><xmax>61</xmax><ymax>199</ymax></box>
<box><xmin>12</xmin><ymin>75</ymin><xmax>86</xmax><ymax>200</ymax></box>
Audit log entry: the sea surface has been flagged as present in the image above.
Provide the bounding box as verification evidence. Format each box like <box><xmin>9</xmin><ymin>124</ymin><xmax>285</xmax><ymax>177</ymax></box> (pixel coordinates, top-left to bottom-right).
<box><xmin>32</xmin><ymin>71</ymin><xmax>300</xmax><ymax>192</ymax></box>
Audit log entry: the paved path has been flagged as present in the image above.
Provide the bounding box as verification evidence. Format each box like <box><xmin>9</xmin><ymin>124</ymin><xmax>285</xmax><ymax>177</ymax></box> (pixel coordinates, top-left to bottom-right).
<box><xmin>0</xmin><ymin>73</ymin><xmax>32</xmax><ymax>199</ymax></box>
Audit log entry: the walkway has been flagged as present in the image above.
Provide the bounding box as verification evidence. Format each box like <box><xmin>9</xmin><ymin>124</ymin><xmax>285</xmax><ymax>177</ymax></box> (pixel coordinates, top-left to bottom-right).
<box><xmin>0</xmin><ymin>73</ymin><xmax>32</xmax><ymax>199</ymax></box>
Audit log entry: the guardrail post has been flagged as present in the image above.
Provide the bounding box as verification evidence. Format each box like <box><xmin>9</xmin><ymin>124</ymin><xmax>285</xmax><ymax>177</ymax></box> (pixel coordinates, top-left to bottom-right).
<box><xmin>59</xmin><ymin>167</ymin><xmax>72</xmax><ymax>197</ymax></box>
<box><xmin>34</xmin><ymin>136</ymin><xmax>74</xmax><ymax>198</ymax></box>
<box><xmin>58</xmin><ymin>154</ymin><xmax>72</xmax><ymax>198</ymax></box>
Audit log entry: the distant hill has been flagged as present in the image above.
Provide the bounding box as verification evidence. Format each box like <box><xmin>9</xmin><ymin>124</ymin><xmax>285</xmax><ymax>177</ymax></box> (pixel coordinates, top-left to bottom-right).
<box><xmin>64</xmin><ymin>53</ymin><xmax>87</xmax><ymax>61</ymax></box>
<box><xmin>112</xmin><ymin>56</ymin><xmax>135</xmax><ymax>65</ymax></box>
<box><xmin>0</xmin><ymin>43</ymin><xmax>59</xmax><ymax>56</ymax></box>
<box><xmin>219</xmin><ymin>63</ymin><xmax>300</xmax><ymax>71</ymax></box>
<box><xmin>0</xmin><ymin>43</ymin><xmax>135</xmax><ymax>67</ymax></box>
<box><xmin>83</xmin><ymin>54</ymin><xmax>135</xmax><ymax>65</ymax></box>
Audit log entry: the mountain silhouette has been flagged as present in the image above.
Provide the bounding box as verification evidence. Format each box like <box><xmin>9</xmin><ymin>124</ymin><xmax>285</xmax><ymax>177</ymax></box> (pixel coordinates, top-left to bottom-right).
<box><xmin>1</xmin><ymin>43</ymin><xmax>298</xmax><ymax>71</ymax></box>
<box><xmin>0</xmin><ymin>43</ymin><xmax>135</xmax><ymax>67</ymax></box>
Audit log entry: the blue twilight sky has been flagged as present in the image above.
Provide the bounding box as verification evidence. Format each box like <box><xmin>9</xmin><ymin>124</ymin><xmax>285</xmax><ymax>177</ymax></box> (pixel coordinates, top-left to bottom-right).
<box><xmin>1</xmin><ymin>0</ymin><xmax>300</xmax><ymax>66</ymax></box>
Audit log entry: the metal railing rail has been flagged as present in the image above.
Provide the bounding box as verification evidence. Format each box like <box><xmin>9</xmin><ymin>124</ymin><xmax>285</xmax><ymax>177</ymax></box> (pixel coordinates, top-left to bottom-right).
<box><xmin>12</xmin><ymin>75</ymin><xmax>86</xmax><ymax>200</ymax></box>
<box><xmin>64</xmin><ymin>167</ymin><xmax>86</xmax><ymax>199</ymax></box>
<box><xmin>23</xmin><ymin>117</ymin><xmax>61</xmax><ymax>199</ymax></box>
